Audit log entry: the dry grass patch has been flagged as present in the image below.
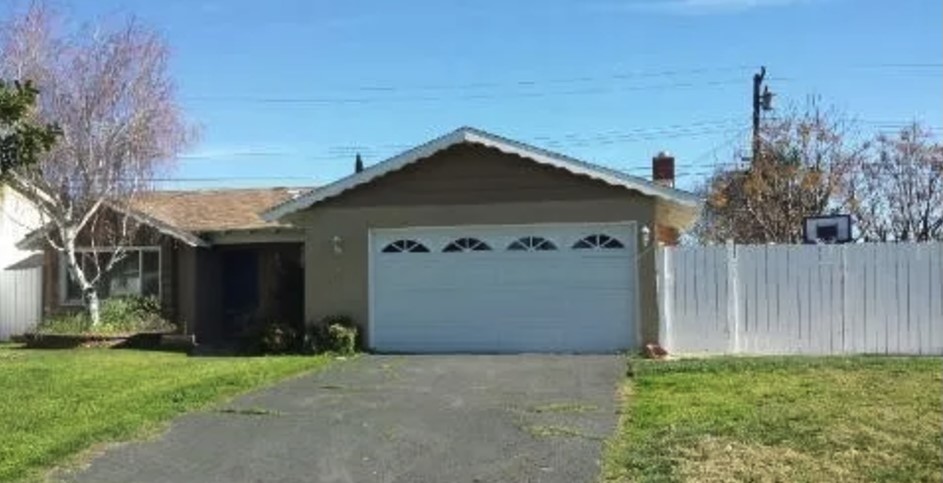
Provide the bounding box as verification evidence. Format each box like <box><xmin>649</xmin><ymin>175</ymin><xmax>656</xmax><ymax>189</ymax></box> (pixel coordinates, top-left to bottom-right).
<box><xmin>602</xmin><ymin>356</ymin><xmax>943</xmax><ymax>483</ymax></box>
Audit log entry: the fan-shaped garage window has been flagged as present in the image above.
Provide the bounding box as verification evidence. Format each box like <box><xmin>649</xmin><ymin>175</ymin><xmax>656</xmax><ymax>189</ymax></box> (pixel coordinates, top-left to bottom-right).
<box><xmin>443</xmin><ymin>237</ymin><xmax>491</xmax><ymax>252</ymax></box>
<box><xmin>573</xmin><ymin>234</ymin><xmax>625</xmax><ymax>250</ymax></box>
<box><xmin>507</xmin><ymin>236</ymin><xmax>557</xmax><ymax>251</ymax></box>
<box><xmin>381</xmin><ymin>240</ymin><xmax>430</xmax><ymax>253</ymax></box>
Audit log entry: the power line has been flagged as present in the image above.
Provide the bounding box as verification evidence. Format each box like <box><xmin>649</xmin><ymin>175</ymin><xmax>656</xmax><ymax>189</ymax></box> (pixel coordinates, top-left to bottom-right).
<box><xmin>538</xmin><ymin>126</ymin><xmax>746</xmax><ymax>149</ymax></box>
<box><xmin>178</xmin><ymin>120</ymin><xmax>749</xmax><ymax>163</ymax></box>
<box><xmin>683</xmin><ymin>126</ymin><xmax>752</xmax><ymax>171</ymax></box>
<box><xmin>161</xmin><ymin>116</ymin><xmax>936</xmax><ymax>185</ymax></box>
<box><xmin>183</xmin><ymin>78</ymin><xmax>770</xmax><ymax>105</ymax></box>
<box><xmin>192</xmin><ymin>65</ymin><xmax>758</xmax><ymax>98</ymax></box>
<box><xmin>854</xmin><ymin>62</ymin><xmax>942</xmax><ymax>69</ymax></box>
<box><xmin>181</xmin><ymin>61</ymin><xmax>940</xmax><ymax>104</ymax></box>
<box><xmin>528</xmin><ymin>118</ymin><xmax>742</xmax><ymax>142</ymax></box>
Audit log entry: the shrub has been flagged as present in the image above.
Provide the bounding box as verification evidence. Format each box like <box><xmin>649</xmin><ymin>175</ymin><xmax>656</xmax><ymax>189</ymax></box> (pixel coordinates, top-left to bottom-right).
<box><xmin>258</xmin><ymin>323</ymin><xmax>300</xmax><ymax>354</ymax></box>
<box><xmin>326</xmin><ymin>323</ymin><xmax>357</xmax><ymax>356</ymax></box>
<box><xmin>305</xmin><ymin>315</ymin><xmax>359</xmax><ymax>355</ymax></box>
<box><xmin>36</xmin><ymin>312</ymin><xmax>91</xmax><ymax>335</ymax></box>
<box><xmin>99</xmin><ymin>296</ymin><xmax>170</xmax><ymax>332</ymax></box>
<box><xmin>37</xmin><ymin>296</ymin><xmax>174</xmax><ymax>335</ymax></box>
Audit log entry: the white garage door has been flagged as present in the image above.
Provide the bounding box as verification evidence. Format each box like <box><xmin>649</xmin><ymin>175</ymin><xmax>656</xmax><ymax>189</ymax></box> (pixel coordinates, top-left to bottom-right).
<box><xmin>369</xmin><ymin>222</ymin><xmax>637</xmax><ymax>353</ymax></box>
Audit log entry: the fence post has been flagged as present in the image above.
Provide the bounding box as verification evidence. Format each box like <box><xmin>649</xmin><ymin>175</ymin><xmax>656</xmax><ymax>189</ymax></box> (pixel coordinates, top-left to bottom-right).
<box><xmin>726</xmin><ymin>240</ymin><xmax>740</xmax><ymax>354</ymax></box>
<box><xmin>656</xmin><ymin>245</ymin><xmax>673</xmax><ymax>353</ymax></box>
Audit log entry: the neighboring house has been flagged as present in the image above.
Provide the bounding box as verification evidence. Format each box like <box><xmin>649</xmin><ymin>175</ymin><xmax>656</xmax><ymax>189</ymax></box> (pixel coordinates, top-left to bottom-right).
<box><xmin>27</xmin><ymin>126</ymin><xmax>701</xmax><ymax>353</ymax></box>
<box><xmin>0</xmin><ymin>186</ymin><xmax>44</xmax><ymax>339</ymax></box>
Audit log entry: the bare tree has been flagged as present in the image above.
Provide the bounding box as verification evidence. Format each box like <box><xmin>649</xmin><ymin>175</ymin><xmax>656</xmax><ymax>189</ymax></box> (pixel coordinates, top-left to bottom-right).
<box><xmin>695</xmin><ymin>102</ymin><xmax>862</xmax><ymax>244</ymax></box>
<box><xmin>1</xmin><ymin>3</ymin><xmax>193</xmax><ymax>324</ymax></box>
<box><xmin>842</xmin><ymin>123</ymin><xmax>943</xmax><ymax>242</ymax></box>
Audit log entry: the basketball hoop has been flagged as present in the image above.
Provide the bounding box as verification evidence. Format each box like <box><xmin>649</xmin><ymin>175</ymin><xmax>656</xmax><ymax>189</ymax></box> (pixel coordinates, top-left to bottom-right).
<box><xmin>803</xmin><ymin>215</ymin><xmax>852</xmax><ymax>244</ymax></box>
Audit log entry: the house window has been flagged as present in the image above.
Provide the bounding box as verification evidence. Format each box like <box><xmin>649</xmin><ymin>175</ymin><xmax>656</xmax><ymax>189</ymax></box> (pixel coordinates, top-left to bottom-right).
<box><xmin>61</xmin><ymin>248</ymin><xmax>160</xmax><ymax>304</ymax></box>
<box><xmin>442</xmin><ymin>237</ymin><xmax>491</xmax><ymax>252</ymax></box>
<box><xmin>507</xmin><ymin>236</ymin><xmax>557</xmax><ymax>251</ymax></box>
<box><xmin>572</xmin><ymin>234</ymin><xmax>625</xmax><ymax>250</ymax></box>
<box><xmin>381</xmin><ymin>240</ymin><xmax>430</xmax><ymax>253</ymax></box>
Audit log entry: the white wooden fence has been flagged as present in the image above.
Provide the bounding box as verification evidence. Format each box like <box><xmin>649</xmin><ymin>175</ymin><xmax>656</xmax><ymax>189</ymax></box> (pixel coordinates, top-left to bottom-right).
<box><xmin>0</xmin><ymin>266</ymin><xmax>42</xmax><ymax>340</ymax></box>
<box><xmin>657</xmin><ymin>243</ymin><xmax>943</xmax><ymax>355</ymax></box>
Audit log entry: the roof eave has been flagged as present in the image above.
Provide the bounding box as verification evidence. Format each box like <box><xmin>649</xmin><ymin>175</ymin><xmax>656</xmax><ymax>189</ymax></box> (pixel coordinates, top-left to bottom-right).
<box><xmin>108</xmin><ymin>202</ymin><xmax>208</xmax><ymax>247</ymax></box>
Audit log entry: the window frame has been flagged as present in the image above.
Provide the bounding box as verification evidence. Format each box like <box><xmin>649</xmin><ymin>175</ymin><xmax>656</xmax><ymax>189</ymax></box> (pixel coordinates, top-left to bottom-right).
<box><xmin>442</xmin><ymin>237</ymin><xmax>492</xmax><ymax>253</ymax></box>
<box><xmin>59</xmin><ymin>246</ymin><xmax>161</xmax><ymax>306</ymax></box>
<box><xmin>572</xmin><ymin>234</ymin><xmax>625</xmax><ymax>250</ymax></box>
<box><xmin>507</xmin><ymin>236</ymin><xmax>557</xmax><ymax>252</ymax></box>
<box><xmin>380</xmin><ymin>239</ymin><xmax>431</xmax><ymax>254</ymax></box>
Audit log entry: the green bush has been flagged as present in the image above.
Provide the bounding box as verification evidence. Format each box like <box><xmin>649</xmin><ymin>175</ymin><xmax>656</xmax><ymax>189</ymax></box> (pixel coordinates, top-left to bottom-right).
<box><xmin>36</xmin><ymin>312</ymin><xmax>90</xmax><ymax>335</ymax></box>
<box><xmin>305</xmin><ymin>315</ymin><xmax>359</xmax><ymax>355</ymax></box>
<box><xmin>326</xmin><ymin>323</ymin><xmax>357</xmax><ymax>355</ymax></box>
<box><xmin>258</xmin><ymin>323</ymin><xmax>300</xmax><ymax>354</ymax></box>
<box><xmin>37</xmin><ymin>295</ymin><xmax>174</xmax><ymax>335</ymax></box>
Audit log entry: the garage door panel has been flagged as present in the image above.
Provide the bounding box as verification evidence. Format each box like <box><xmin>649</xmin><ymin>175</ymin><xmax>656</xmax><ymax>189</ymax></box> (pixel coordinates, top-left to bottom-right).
<box><xmin>376</xmin><ymin>290</ymin><xmax>631</xmax><ymax>319</ymax></box>
<box><xmin>371</xmin><ymin>223</ymin><xmax>637</xmax><ymax>353</ymax></box>
<box><xmin>376</xmin><ymin>260</ymin><xmax>632</xmax><ymax>289</ymax></box>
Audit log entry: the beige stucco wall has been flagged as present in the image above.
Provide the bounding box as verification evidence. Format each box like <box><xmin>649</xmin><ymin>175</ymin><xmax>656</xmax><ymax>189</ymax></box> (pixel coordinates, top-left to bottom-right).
<box><xmin>289</xmin><ymin>143</ymin><xmax>662</xmax><ymax>348</ymax></box>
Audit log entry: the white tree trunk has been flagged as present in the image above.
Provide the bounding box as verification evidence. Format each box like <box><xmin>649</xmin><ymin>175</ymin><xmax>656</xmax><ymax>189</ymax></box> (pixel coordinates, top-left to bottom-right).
<box><xmin>84</xmin><ymin>288</ymin><xmax>101</xmax><ymax>326</ymax></box>
<box><xmin>62</xmin><ymin>230</ymin><xmax>102</xmax><ymax>327</ymax></box>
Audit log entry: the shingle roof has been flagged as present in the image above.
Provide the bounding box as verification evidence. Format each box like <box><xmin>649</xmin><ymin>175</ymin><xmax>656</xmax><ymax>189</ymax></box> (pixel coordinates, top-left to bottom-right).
<box><xmin>16</xmin><ymin>187</ymin><xmax>312</xmax><ymax>250</ymax></box>
<box><xmin>132</xmin><ymin>187</ymin><xmax>309</xmax><ymax>234</ymax></box>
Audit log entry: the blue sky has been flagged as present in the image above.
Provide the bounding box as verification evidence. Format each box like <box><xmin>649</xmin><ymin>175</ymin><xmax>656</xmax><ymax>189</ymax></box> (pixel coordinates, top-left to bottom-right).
<box><xmin>6</xmin><ymin>0</ymin><xmax>941</xmax><ymax>189</ymax></box>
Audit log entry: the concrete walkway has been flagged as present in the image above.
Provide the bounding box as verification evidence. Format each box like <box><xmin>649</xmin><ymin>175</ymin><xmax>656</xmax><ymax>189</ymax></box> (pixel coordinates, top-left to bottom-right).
<box><xmin>60</xmin><ymin>355</ymin><xmax>625</xmax><ymax>483</ymax></box>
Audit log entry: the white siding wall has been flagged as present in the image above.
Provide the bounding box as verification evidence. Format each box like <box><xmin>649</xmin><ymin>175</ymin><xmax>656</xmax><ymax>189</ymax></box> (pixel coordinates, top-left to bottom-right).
<box><xmin>0</xmin><ymin>268</ymin><xmax>42</xmax><ymax>340</ymax></box>
<box><xmin>0</xmin><ymin>186</ymin><xmax>42</xmax><ymax>268</ymax></box>
<box><xmin>0</xmin><ymin>187</ymin><xmax>44</xmax><ymax>339</ymax></box>
<box><xmin>657</xmin><ymin>243</ymin><xmax>943</xmax><ymax>355</ymax></box>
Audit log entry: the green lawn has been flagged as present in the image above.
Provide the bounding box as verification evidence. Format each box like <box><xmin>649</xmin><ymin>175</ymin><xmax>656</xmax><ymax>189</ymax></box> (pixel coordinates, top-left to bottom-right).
<box><xmin>603</xmin><ymin>356</ymin><xmax>943</xmax><ymax>483</ymax></box>
<box><xmin>0</xmin><ymin>344</ymin><xmax>331</xmax><ymax>482</ymax></box>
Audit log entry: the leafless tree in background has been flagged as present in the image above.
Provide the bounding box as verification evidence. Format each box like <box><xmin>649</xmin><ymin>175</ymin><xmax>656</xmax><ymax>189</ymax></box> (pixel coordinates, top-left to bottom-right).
<box><xmin>1</xmin><ymin>2</ymin><xmax>193</xmax><ymax>324</ymax></box>
<box><xmin>842</xmin><ymin>123</ymin><xmax>943</xmax><ymax>242</ymax></box>
<box><xmin>694</xmin><ymin>102</ymin><xmax>862</xmax><ymax>244</ymax></box>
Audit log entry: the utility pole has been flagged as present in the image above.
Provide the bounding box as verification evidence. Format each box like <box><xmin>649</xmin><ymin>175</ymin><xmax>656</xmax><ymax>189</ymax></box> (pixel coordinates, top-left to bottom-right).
<box><xmin>752</xmin><ymin>66</ymin><xmax>774</xmax><ymax>164</ymax></box>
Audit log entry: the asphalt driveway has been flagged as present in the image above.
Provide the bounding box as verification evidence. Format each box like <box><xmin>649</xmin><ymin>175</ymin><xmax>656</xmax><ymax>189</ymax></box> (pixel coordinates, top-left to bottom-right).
<box><xmin>60</xmin><ymin>355</ymin><xmax>625</xmax><ymax>483</ymax></box>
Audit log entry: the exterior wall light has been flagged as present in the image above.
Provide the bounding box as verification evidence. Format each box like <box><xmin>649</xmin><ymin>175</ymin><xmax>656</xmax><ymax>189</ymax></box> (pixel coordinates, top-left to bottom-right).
<box><xmin>640</xmin><ymin>225</ymin><xmax>651</xmax><ymax>248</ymax></box>
<box><xmin>332</xmin><ymin>236</ymin><xmax>343</xmax><ymax>255</ymax></box>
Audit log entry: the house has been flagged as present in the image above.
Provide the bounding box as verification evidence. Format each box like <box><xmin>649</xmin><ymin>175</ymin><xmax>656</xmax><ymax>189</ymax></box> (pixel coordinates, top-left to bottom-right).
<box><xmin>27</xmin><ymin>187</ymin><xmax>306</xmax><ymax>341</ymax></box>
<box><xmin>32</xmin><ymin>126</ymin><xmax>700</xmax><ymax>353</ymax></box>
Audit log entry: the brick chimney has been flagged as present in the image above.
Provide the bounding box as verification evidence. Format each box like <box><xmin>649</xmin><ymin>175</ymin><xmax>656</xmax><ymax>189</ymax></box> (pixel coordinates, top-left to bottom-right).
<box><xmin>652</xmin><ymin>151</ymin><xmax>675</xmax><ymax>188</ymax></box>
<box><xmin>652</xmin><ymin>151</ymin><xmax>680</xmax><ymax>245</ymax></box>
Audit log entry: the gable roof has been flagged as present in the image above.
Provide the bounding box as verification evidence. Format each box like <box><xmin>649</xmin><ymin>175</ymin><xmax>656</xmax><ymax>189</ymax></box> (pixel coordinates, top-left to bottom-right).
<box><xmin>262</xmin><ymin>126</ymin><xmax>701</xmax><ymax>222</ymax></box>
